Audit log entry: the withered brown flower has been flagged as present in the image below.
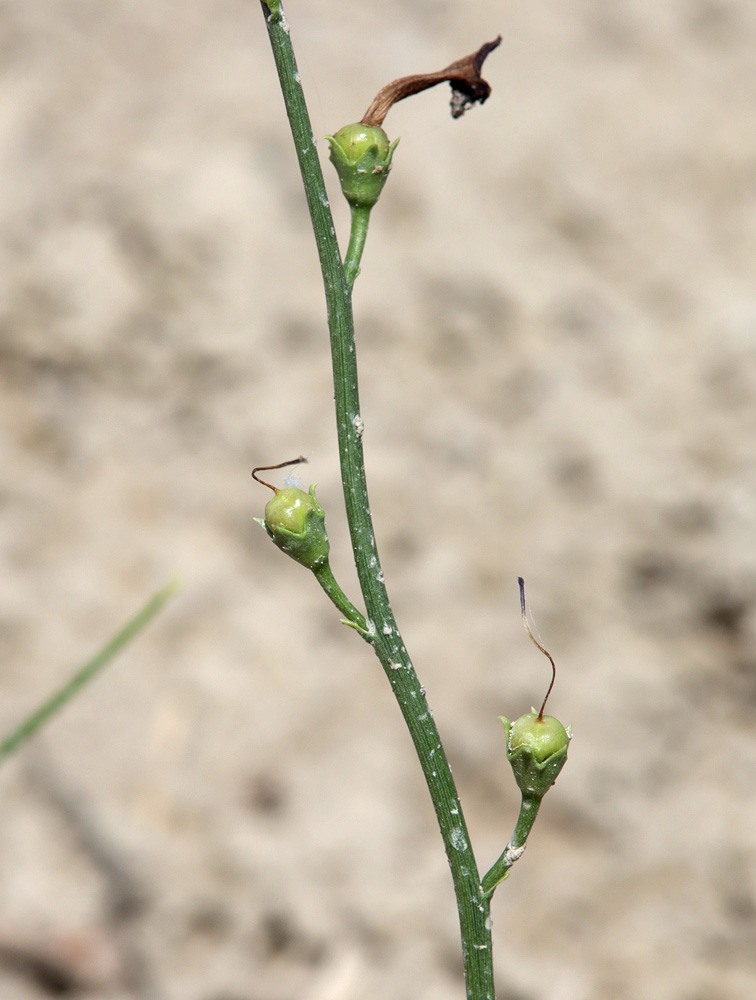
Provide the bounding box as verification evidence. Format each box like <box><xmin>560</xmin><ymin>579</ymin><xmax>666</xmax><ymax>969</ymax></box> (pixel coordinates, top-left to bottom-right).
<box><xmin>360</xmin><ymin>36</ymin><xmax>502</xmax><ymax>127</ymax></box>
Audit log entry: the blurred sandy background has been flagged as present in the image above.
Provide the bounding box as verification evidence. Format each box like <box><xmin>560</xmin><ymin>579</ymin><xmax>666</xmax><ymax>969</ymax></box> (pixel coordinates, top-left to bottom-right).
<box><xmin>1</xmin><ymin>1</ymin><xmax>755</xmax><ymax>998</ymax></box>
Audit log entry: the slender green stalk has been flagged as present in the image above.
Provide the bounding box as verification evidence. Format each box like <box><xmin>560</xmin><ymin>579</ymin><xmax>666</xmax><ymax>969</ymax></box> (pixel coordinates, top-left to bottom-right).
<box><xmin>260</xmin><ymin>5</ymin><xmax>495</xmax><ymax>997</ymax></box>
<box><xmin>313</xmin><ymin>563</ymin><xmax>370</xmax><ymax>636</ymax></box>
<box><xmin>482</xmin><ymin>795</ymin><xmax>541</xmax><ymax>897</ymax></box>
<box><xmin>344</xmin><ymin>205</ymin><xmax>372</xmax><ymax>290</ymax></box>
<box><xmin>0</xmin><ymin>580</ymin><xmax>180</xmax><ymax>766</ymax></box>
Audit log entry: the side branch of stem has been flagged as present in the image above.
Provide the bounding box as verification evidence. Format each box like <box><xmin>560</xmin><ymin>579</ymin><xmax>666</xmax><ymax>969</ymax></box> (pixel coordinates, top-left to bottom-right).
<box><xmin>344</xmin><ymin>205</ymin><xmax>372</xmax><ymax>290</ymax></box>
<box><xmin>481</xmin><ymin>795</ymin><xmax>541</xmax><ymax>898</ymax></box>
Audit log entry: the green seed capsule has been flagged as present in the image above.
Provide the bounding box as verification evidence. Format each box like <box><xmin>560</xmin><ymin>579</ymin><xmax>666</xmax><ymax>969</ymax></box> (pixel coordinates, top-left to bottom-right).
<box><xmin>500</xmin><ymin>710</ymin><xmax>571</xmax><ymax>800</ymax></box>
<box><xmin>257</xmin><ymin>484</ymin><xmax>330</xmax><ymax>571</ymax></box>
<box><xmin>265</xmin><ymin>487</ymin><xmax>314</xmax><ymax>535</ymax></box>
<box><xmin>326</xmin><ymin>123</ymin><xmax>399</xmax><ymax>209</ymax></box>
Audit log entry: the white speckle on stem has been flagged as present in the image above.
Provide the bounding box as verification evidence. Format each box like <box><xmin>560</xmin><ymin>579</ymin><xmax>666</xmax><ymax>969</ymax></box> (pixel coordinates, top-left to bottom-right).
<box><xmin>500</xmin><ymin>842</ymin><xmax>527</xmax><ymax>869</ymax></box>
<box><xmin>450</xmin><ymin>827</ymin><xmax>468</xmax><ymax>852</ymax></box>
<box><xmin>485</xmin><ymin>915</ymin><xmax>493</xmax><ymax>931</ymax></box>
<box><xmin>382</xmin><ymin>623</ymin><xmax>392</xmax><ymax>635</ymax></box>
<box><xmin>353</xmin><ymin>414</ymin><xmax>364</xmax><ymax>437</ymax></box>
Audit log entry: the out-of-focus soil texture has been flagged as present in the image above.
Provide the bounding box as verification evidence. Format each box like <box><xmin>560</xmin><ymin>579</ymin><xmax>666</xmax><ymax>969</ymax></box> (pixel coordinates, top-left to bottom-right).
<box><xmin>2</xmin><ymin>2</ymin><xmax>755</xmax><ymax>999</ymax></box>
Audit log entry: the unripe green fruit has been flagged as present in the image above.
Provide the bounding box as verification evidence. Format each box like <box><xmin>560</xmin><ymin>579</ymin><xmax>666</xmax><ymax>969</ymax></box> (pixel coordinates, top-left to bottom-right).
<box><xmin>331</xmin><ymin>124</ymin><xmax>391</xmax><ymax>163</ymax></box>
<box><xmin>265</xmin><ymin>487</ymin><xmax>315</xmax><ymax>535</ymax></box>
<box><xmin>256</xmin><ymin>484</ymin><xmax>330</xmax><ymax>571</ymax></box>
<box><xmin>326</xmin><ymin>123</ymin><xmax>399</xmax><ymax>209</ymax></box>
<box><xmin>501</xmin><ymin>710</ymin><xmax>571</xmax><ymax>800</ymax></box>
<box><xmin>509</xmin><ymin>712</ymin><xmax>570</xmax><ymax>763</ymax></box>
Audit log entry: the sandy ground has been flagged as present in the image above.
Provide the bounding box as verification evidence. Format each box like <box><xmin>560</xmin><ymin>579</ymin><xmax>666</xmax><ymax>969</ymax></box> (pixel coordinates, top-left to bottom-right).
<box><xmin>1</xmin><ymin>1</ymin><xmax>756</xmax><ymax>998</ymax></box>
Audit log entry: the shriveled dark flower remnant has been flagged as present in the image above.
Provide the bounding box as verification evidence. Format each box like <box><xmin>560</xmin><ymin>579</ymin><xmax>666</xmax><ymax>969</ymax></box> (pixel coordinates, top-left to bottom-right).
<box><xmin>360</xmin><ymin>36</ymin><xmax>502</xmax><ymax>127</ymax></box>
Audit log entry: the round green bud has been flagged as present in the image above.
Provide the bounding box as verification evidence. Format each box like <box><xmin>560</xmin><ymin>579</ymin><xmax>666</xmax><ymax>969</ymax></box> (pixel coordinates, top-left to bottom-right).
<box><xmin>258</xmin><ymin>484</ymin><xmax>330</xmax><ymax>571</ymax></box>
<box><xmin>265</xmin><ymin>488</ymin><xmax>313</xmax><ymax>535</ymax></box>
<box><xmin>509</xmin><ymin>712</ymin><xmax>570</xmax><ymax>762</ymax></box>
<box><xmin>326</xmin><ymin>123</ymin><xmax>399</xmax><ymax>209</ymax></box>
<box><xmin>332</xmin><ymin>124</ymin><xmax>392</xmax><ymax>163</ymax></box>
<box><xmin>500</xmin><ymin>710</ymin><xmax>571</xmax><ymax>800</ymax></box>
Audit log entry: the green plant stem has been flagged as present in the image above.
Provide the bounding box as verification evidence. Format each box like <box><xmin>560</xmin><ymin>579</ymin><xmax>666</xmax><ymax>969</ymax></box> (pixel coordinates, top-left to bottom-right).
<box><xmin>313</xmin><ymin>563</ymin><xmax>370</xmax><ymax>636</ymax></box>
<box><xmin>344</xmin><ymin>205</ymin><xmax>372</xmax><ymax>290</ymax></box>
<box><xmin>0</xmin><ymin>580</ymin><xmax>180</xmax><ymax>767</ymax></box>
<box><xmin>481</xmin><ymin>794</ymin><xmax>541</xmax><ymax>897</ymax></box>
<box><xmin>260</xmin><ymin>5</ymin><xmax>495</xmax><ymax>998</ymax></box>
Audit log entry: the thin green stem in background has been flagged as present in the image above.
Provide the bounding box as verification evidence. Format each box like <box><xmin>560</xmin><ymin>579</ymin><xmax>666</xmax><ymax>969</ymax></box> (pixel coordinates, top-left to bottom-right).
<box><xmin>0</xmin><ymin>580</ymin><xmax>180</xmax><ymax>767</ymax></box>
<box><xmin>260</xmin><ymin>4</ymin><xmax>495</xmax><ymax>998</ymax></box>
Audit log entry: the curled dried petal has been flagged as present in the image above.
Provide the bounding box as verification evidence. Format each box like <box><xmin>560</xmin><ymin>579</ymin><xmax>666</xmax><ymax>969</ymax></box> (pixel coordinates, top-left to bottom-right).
<box><xmin>361</xmin><ymin>36</ymin><xmax>502</xmax><ymax>127</ymax></box>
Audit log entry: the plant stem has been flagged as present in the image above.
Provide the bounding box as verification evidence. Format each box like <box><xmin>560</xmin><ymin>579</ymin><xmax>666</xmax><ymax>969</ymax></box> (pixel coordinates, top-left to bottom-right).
<box><xmin>313</xmin><ymin>563</ymin><xmax>370</xmax><ymax>636</ymax></box>
<box><xmin>260</xmin><ymin>5</ymin><xmax>495</xmax><ymax>997</ymax></box>
<box><xmin>0</xmin><ymin>580</ymin><xmax>180</xmax><ymax>766</ymax></box>
<box><xmin>344</xmin><ymin>205</ymin><xmax>372</xmax><ymax>290</ymax></box>
<box><xmin>482</xmin><ymin>794</ymin><xmax>541</xmax><ymax>897</ymax></box>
